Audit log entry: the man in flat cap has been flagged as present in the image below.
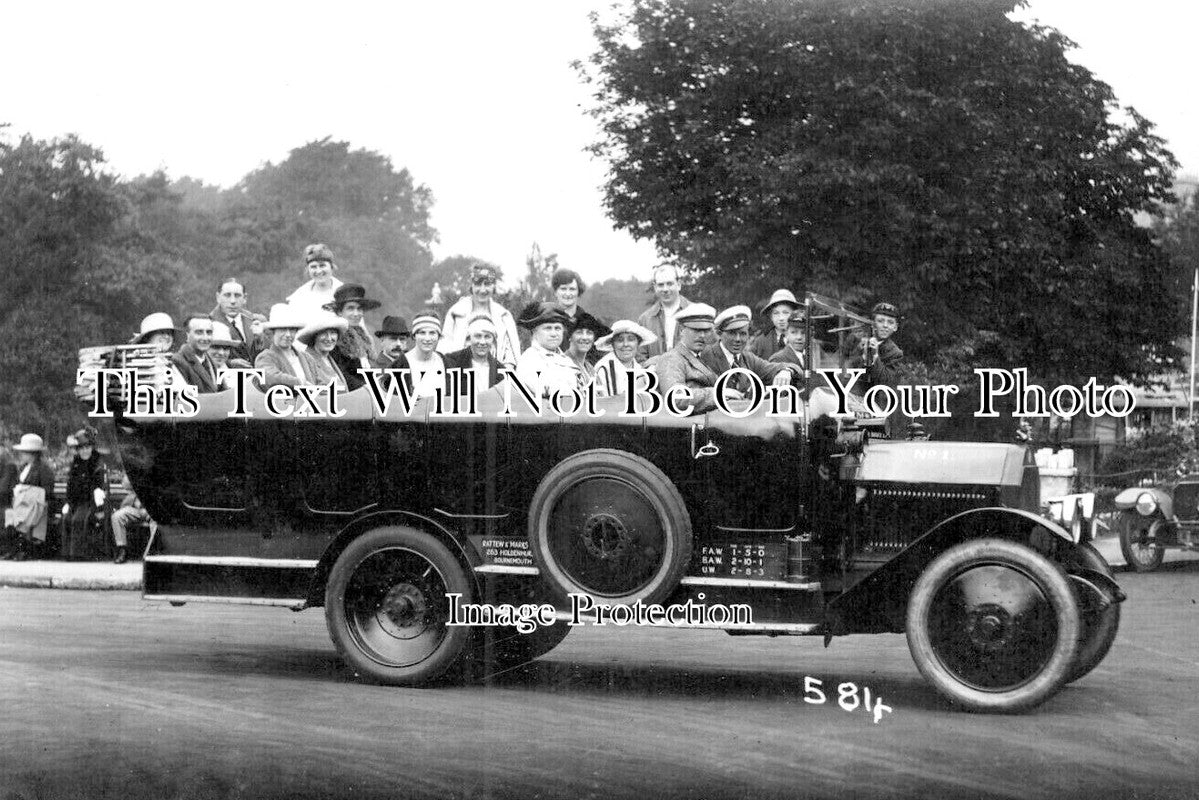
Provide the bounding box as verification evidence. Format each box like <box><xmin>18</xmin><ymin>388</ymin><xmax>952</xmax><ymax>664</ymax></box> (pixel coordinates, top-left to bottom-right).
<box><xmin>702</xmin><ymin>305</ymin><xmax>799</xmax><ymax>396</ymax></box>
<box><xmin>845</xmin><ymin>301</ymin><xmax>904</xmax><ymax>390</ymax></box>
<box><xmin>654</xmin><ymin>303</ymin><xmax>725</xmax><ymax>415</ymax></box>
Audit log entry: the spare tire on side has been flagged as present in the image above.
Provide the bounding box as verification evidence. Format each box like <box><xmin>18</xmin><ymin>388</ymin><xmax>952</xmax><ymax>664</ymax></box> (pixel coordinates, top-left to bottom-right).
<box><xmin>528</xmin><ymin>448</ymin><xmax>692</xmax><ymax>606</ymax></box>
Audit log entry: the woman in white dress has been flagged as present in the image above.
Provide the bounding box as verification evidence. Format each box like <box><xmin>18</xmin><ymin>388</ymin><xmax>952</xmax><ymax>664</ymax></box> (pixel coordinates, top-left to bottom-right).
<box><xmin>286</xmin><ymin>243</ymin><xmax>345</xmax><ymax>318</ymax></box>
<box><xmin>438</xmin><ymin>263</ymin><xmax>521</xmax><ymax>368</ymax></box>
<box><xmin>593</xmin><ymin>320</ymin><xmax>658</xmax><ymax>399</ymax></box>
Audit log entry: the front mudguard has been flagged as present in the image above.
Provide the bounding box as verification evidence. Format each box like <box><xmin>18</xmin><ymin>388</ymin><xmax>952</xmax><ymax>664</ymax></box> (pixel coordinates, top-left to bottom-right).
<box><xmin>826</xmin><ymin>507</ymin><xmax>1080</xmax><ymax>636</ymax></box>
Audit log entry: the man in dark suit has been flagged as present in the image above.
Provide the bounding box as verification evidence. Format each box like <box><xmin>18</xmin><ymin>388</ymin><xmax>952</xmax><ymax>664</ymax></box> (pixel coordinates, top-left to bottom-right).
<box><xmin>768</xmin><ymin>311</ymin><xmax>809</xmax><ymax>371</ymax></box>
<box><xmin>443</xmin><ymin>313</ymin><xmax>503</xmax><ymax>398</ymax></box>
<box><xmin>209</xmin><ymin>278</ymin><xmax>267</xmax><ymax>363</ymax></box>
<box><xmin>654</xmin><ymin>303</ymin><xmax>723</xmax><ymax>415</ymax></box>
<box><xmin>170</xmin><ymin>316</ymin><xmax>220</xmax><ymax>393</ymax></box>
<box><xmin>700</xmin><ymin>306</ymin><xmax>799</xmax><ymax>395</ymax></box>
<box><xmin>372</xmin><ymin>315</ymin><xmax>412</xmax><ymax>369</ymax></box>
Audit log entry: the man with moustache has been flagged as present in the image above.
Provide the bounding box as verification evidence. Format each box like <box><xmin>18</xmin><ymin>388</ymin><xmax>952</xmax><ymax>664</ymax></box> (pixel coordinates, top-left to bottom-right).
<box><xmin>372</xmin><ymin>315</ymin><xmax>413</xmax><ymax>368</ymax></box>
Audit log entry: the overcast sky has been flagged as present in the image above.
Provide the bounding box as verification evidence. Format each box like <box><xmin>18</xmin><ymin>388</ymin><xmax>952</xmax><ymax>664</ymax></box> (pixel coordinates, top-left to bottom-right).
<box><xmin>1</xmin><ymin>0</ymin><xmax>1192</xmax><ymax>283</ymax></box>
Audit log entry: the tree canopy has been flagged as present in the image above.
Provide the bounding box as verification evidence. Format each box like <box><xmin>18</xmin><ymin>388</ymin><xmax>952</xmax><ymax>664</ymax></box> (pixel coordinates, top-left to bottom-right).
<box><xmin>581</xmin><ymin>0</ymin><xmax>1185</xmax><ymax>384</ymax></box>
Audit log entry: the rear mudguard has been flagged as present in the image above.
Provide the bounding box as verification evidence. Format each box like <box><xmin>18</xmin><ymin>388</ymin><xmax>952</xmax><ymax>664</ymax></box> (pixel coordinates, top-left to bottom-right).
<box><xmin>826</xmin><ymin>507</ymin><xmax>1078</xmax><ymax>636</ymax></box>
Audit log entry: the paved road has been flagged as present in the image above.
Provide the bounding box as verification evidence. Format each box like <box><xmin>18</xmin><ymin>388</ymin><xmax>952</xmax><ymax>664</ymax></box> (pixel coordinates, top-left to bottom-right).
<box><xmin>1</xmin><ymin>563</ymin><xmax>1197</xmax><ymax>800</ymax></box>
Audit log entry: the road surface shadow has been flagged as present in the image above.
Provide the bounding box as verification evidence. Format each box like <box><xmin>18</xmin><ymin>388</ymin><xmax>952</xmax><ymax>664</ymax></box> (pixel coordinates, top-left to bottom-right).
<box><xmin>487</xmin><ymin>656</ymin><xmax>951</xmax><ymax>712</ymax></box>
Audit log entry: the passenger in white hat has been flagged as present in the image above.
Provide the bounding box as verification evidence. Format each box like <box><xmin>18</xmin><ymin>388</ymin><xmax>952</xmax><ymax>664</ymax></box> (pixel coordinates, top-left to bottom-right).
<box><xmin>701</xmin><ymin>305</ymin><xmax>798</xmax><ymax>394</ymax></box>
<box><xmin>130</xmin><ymin>312</ymin><xmax>181</xmax><ymax>350</ymax></box>
<box><xmin>254</xmin><ymin>304</ymin><xmax>316</xmax><ymax>388</ymax></box>
<box><xmin>442</xmin><ymin>312</ymin><xmax>503</xmax><ymax>396</ymax></box>
<box><xmin>297</xmin><ymin>312</ymin><xmax>350</xmax><ymax>390</ymax></box>
<box><xmin>593</xmin><ymin>320</ymin><xmax>657</xmax><ymax>399</ymax></box>
<box><xmin>2</xmin><ymin>433</ymin><xmax>56</xmax><ymax>561</ymax></box>
<box><xmin>749</xmin><ymin>289</ymin><xmax>801</xmax><ymax>359</ymax></box>
<box><xmin>653</xmin><ymin>303</ymin><xmax>725</xmax><ymax>415</ymax></box>
<box><xmin>207</xmin><ymin>321</ymin><xmax>244</xmax><ymax>390</ymax></box>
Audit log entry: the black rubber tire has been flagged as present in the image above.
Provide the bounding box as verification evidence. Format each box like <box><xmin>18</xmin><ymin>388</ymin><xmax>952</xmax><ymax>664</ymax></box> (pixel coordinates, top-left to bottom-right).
<box><xmin>906</xmin><ymin>538</ymin><xmax>1081</xmax><ymax>713</ymax></box>
<box><xmin>528</xmin><ymin>449</ymin><xmax>692</xmax><ymax>606</ymax></box>
<box><xmin>324</xmin><ymin>526</ymin><xmax>474</xmax><ymax>685</ymax></box>
<box><xmin>1118</xmin><ymin>511</ymin><xmax>1165</xmax><ymax>573</ymax></box>
<box><xmin>1064</xmin><ymin>542</ymin><xmax>1121</xmax><ymax>685</ymax></box>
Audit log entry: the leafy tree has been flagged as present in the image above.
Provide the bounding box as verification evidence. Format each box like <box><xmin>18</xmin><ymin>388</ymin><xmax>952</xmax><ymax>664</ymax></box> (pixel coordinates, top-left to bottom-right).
<box><xmin>581</xmin><ymin>0</ymin><xmax>1185</xmax><ymax>386</ymax></box>
<box><xmin>0</xmin><ymin>135</ymin><xmax>194</xmax><ymax>440</ymax></box>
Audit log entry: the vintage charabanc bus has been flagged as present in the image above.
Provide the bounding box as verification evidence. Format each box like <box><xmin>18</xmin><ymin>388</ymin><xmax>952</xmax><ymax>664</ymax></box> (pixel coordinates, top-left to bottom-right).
<box><xmin>81</xmin><ymin>296</ymin><xmax>1123</xmax><ymax>713</ymax></box>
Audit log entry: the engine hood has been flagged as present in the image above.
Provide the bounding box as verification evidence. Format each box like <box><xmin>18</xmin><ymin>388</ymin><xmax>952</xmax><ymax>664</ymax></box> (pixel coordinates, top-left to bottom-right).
<box><xmin>857</xmin><ymin>441</ymin><xmax>1035</xmax><ymax>488</ymax></box>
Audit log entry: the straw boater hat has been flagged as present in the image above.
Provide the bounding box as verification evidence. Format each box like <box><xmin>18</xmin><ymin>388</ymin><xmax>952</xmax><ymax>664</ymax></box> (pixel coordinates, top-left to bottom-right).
<box><xmin>209</xmin><ymin>321</ymin><xmax>238</xmax><ymax>348</ymax></box>
<box><xmin>595</xmin><ymin>320</ymin><xmax>657</xmax><ymax>352</ymax></box>
<box><xmin>297</xmin><ymin>312</ymin><xmax>350</xmax><ymax>346</ymax></box>
<box><xmin>261</xmin><ymin>304</ymin><xmax>307</xmax><ymax>331</ymax></box>
<box><xmin>517</xmin><ymin>302</ymin><xmax>572</xmax><ymax>331</ymax></box>
<box><xmin>131</xmin><ymin>312</ymin><xmax>181</xmax><ymax>344</ymax></box>
<box><xmin>761</xmin><ymin>289</ymin><xmax>799</xmax><ymax>316</ymax></box>
<box><xmin>374</xmin><ymin>316</ymin><xmax>411</xmax><ymax>338</ymax></box>
<box><xmin>323</xmin><ymin>284</ymin><xmax>382</xmax><ymax>313</ymax></box>
<box><xmin>13</xmin><ymin>433</ymin><xmax>45</xmax><ymax>453</ymax></box>
<box><xmin>673</xmin><ymin>303</ymin><xmax>716</xmax><ymax>326</ymax></box>
<box><xmin>714</xmin><ymin>305</ymin><xmax>754</xmax><ymax>332</ymax></box>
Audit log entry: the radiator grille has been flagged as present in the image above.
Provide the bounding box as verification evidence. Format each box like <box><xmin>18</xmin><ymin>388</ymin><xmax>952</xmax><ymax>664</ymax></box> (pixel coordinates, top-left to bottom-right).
<box><xmin>1173</xmin><ymin>483</ymin><xmax>1199</xmax><ymax>521</ymax></box>
<box><xmin>857</xmin><ymin>485</ymin><xmax>992</xmax><ymax>553</ymax></box>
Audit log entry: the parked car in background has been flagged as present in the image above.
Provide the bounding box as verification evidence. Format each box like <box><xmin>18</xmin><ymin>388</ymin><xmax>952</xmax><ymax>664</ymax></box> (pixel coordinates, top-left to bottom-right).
<box><xmin>1114</xmin><ymin>478</ymin><xmax>1199</xmax><ymax>572</ymax></box>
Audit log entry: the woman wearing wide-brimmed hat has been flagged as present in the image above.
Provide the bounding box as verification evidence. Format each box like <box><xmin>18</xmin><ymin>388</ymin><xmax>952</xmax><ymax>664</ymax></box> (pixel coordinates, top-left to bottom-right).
<box><xmin>129</xmin><ymin>312</ymin><xmax>182</xmax><ymax>350</ymax></box>
<box><xmin>254</xmin><ymin>304</ymin><xmax>318</xmax><ymax>388</ymax></box>
<box><xmin>563</xmin><ymin>313</ymin><xmax>609</xmax><ymax>385</ymax></box>
<box><xmin>324</xmin><ymin>284</ymin><xmax>380</xmax><ymax>391</ymax></box>
<box><xmin>1</xmin><ymin>433</ymin><xmax>56</xmax><ymax>561</ymax></box>
<box><xmin>514</xmin><ymin>302</ymin><xmax>582</xmax><ymax>400</ymax></box>
<box><xmin>297</xmin><ymin>312</ymin><xmax>350</xmax><ymax>390</ymax></box>
<box><xmin>60</xmin><ymin>427</ymin><xmax>110</xmax><ymax>561</ymax></box>
<box><xmin>593</xmin><ymin>320</ymin><xmax>658</xmax><ymax>399</ymax></box>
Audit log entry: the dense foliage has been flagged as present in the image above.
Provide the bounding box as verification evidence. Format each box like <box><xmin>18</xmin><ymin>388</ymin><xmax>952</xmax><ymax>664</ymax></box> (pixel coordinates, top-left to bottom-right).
<box><xmin>581</xmin><ymin>0</ymin><xmax>1185</xmax><ymax>385</ymax></box>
